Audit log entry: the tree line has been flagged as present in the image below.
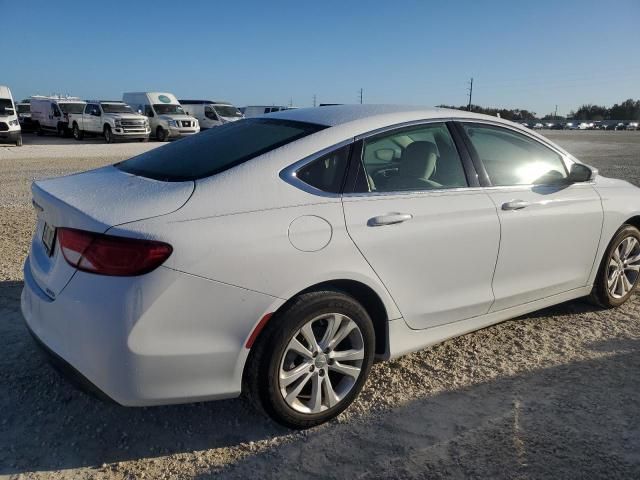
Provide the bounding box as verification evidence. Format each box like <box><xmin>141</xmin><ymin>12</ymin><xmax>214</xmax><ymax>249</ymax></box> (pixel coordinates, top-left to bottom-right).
<box><xmin>438</xmin><ymin>98</ymin><xmax>640</xmax><ymax>122</ymax></box>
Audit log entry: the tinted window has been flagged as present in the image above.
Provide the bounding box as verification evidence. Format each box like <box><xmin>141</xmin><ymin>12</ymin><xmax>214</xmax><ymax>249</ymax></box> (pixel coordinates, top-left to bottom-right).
<box><xmin>117</xmin><ymin>118</ymin><xmax>326</xmax><ymax>181</ymax></box>
<box><xmin>357</xmin><ymin>123</ymin><xmax>467</xmax><ymax>192</ymax></box>
<box><xmin>295</xmin><ymin>146</ymin><xmax>350</xmax><ymax>193</ymax></box>
<box><xmin>84</xmin><ymin>104</ymin><xmax>92</xmax><ymax>114</ymax></box>
<box><xmin>462</xmin><ymin>124</ymin><xmax>567</xmax><ymax>186</ymax></box>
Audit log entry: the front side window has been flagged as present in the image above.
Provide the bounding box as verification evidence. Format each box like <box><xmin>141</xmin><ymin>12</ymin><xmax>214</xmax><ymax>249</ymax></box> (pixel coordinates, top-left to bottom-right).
<box><xmin>462</xmin><ymin>123</ymin><xmax>567</xmax><ymax>186</ymax></box>
<box><xmin>17</xmin><ymin>104</ymin><xmax>30</xmax><ymax>114</ymax></box>
<box><xmin>295</xmin><ymin>146</ymin><xmax>350</xmax><ymax>193</ymax></box>
<box><xmin>357</xmin><ymin>123</ymin><xmax>468</xmax><ymax>193</ymax></box>
<box><xmin>204</xmin><ymin>105</ymin><xmax>218</xmax><ymax>120</ymax></box>
<box><xmin>117</xmin><ymin>118</ymin><xmax>326</xmax><ymax>181</ymax></box>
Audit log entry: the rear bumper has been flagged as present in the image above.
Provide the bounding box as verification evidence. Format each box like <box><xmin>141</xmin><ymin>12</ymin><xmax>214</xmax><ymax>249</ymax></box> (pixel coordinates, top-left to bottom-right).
<box><xmin>25</xmin><ymin>321</ymin><xmax>116</xmax><ymax>403</ymax></box>
<box><xmin>21</xmin><ymin>257</ymin><xmax>278</xmax><ymax>406</ymax></box>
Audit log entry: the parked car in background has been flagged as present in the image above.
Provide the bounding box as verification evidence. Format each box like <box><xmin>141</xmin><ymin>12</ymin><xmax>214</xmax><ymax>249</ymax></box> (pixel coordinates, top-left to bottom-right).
<box><xmin>21</xmin><ymin>105</ymin><xmax>640</xmax><ymax>429</ymax></box>
<box><xmin>123</xmin><ymin>92</ymin><xmax>199</xmax><ymax>141</ymax></box>
<box><xmin>520</xmin><ymin>122</ymin><xmax>531</xmax><ymax>128</ymax></box>
<box><xmin>626</xmin><ymin>122</ymin><xmax>639</xmax><ymax>131</ymax></box>
<box><xmin>0</xmin><ymin>85</ymin><xmax>22</xmax><ymax>146</ymax></box>
<box><xmin>16</xmin><ymin>99</ymin><xmax>36</xmax><ymax>133</ymax></box>
<box><xmin>615</xmin><ymin>123</ymin><xmax>627</xmax><ymax>131</ymax></box>
<box><xmin>243</xmin><ymin>105</ymin><xmax>295</xmax><ymax>118</ymax></box>
<box><xmin>549</xmin><ymin>123</ymin><xmax>565</xmax><ymax>130</ymax></box>
<box><xmin>30</xmin><ymin>96</ymin><xmax>86</xmax><ymax>137</ymax></box>
<box><xmin>533</xmin><ymin>122</ymin><xmax>544</xmax><ymax>129</ymax></box>
<box><xmin>179</xmin><ymin>100</ymin><xmax>243</xmax><ymax>129</ymax></box>
<box><xmin>69</xmin><ymin>101</ymin><xmax>150</xmax><ymax>143</ymax></box>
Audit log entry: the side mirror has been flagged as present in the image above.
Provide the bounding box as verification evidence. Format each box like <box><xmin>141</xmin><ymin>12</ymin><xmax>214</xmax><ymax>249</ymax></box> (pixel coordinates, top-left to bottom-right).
<box><xmin>567</xmin><ymin>163</ymin><xmax>594</xmax><ymax>183</ymax></box>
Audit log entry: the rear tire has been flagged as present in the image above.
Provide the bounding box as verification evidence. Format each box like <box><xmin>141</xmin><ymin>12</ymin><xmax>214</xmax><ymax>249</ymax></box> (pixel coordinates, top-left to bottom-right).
<box><xmin>36</xmin><ymin>123</ymin><xmax>44</xmax><ymax>136</ymax></box>
<box><xmin>589</xmin><ymin>224</ymin><xmax>640</xmax><ymax>308</ymax></box>
<box><xmin>57</xmin><ymin>123</ymin><xmax>67</xmax><ymax>138</ymax></box>
<box><xmin>72</xmin><ymin>123</ymin><xmax>83</xmax><ymax>141</ymax></box>
<box><xmin>15</xmin><ymin>135</ymin><xmax>22</xmax><ymax>147</ymax></box>
<box><xmin>245</xmin><ymin>290</ymin><xmax>375</xmax><ymax>429</ymax></box>
<box><xmin>156</xmin><ymin>126</ymin><xmax>168</xmax><ymax>142</ymax></box>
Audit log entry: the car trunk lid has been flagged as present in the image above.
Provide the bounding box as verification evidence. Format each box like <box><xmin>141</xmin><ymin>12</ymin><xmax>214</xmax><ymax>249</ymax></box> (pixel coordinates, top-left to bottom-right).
<box><xmin>28</xmin><ymin>165</ymin><xmax>194</xmax><ymax>298</ymax></box>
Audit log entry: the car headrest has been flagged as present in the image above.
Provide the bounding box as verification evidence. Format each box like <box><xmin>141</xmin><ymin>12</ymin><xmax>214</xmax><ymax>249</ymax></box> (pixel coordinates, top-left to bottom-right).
<box><xmin>401</xmin><ymin>141</ymin><xmax>438</xmax><ymax>180</ymax></box>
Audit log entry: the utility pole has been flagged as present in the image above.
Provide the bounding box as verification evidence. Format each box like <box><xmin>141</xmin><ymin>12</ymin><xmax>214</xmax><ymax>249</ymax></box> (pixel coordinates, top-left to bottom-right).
<box><xmin>554</xmin><ymin>104</ymin><xmax>558</xmax><ymax>119</ymax></box>
<box><xmin>359</xmin><ymin>88</ymin><xmax>363</xmax><ymax>104</ymax></box>
<box><xmin>467</xmin><ymin>77</ymin><xmax>473</xmax><ymax>111</ymax></box>
<box><xmin>313</xmin><ymin>94</ymin><xmax>317</xmax><ymax>107</ymax></box>
<box><xmin>289</xmin><ymin>98</ymin><xmax>293</xmax><ymax>108</ymax></box>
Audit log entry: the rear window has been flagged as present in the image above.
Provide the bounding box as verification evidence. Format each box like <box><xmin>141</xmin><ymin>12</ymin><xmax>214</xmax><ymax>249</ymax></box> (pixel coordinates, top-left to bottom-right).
<box><xmin>116</xmin><ymin>118</ymin><xmax>327</xmax><ymax>181</ymax></box>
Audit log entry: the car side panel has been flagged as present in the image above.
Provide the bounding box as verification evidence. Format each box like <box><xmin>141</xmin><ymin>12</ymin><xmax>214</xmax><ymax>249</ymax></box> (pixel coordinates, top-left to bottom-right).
<box><xmin>109</xmin><ymin>201</ymin><xmax>403</xmax><ymax>322</ymax></box>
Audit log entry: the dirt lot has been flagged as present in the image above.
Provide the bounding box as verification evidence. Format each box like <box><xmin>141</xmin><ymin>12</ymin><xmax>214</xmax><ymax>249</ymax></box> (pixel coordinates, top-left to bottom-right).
<box><xmin>1</xmin><ymin>131</ymin><xmax>640</xmax><ymax>479</ymax></box>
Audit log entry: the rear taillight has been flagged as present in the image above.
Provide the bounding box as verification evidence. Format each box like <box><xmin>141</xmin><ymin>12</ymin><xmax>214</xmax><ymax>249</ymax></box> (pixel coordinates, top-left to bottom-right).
<box><xmin>57</xmin><ymin>228</ymin><xmax>172</xmax><ymax>276</ymax></box>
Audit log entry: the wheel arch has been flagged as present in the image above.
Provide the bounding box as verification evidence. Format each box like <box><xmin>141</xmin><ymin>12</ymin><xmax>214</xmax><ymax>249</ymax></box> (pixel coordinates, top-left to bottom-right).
<box><xmin>250</xmin><ymin>279</ymin><xmax>391</xmax><ymax>359</ymax></box>
<box><xmin>624</xmin><ymin>215</ymin><xmax>640</xmax><ymax>230</ymax></box>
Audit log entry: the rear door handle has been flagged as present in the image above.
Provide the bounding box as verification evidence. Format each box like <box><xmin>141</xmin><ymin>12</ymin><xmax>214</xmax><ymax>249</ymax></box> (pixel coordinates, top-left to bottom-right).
<box><xmin>367</xmin><ymin>213</ymin><xmax>413</xmax><ymax>226</ymax></box>
<box><xmin>502</xmin><ymin>200</ymin><xmax>530</xmax><ymax>211</ymax></box>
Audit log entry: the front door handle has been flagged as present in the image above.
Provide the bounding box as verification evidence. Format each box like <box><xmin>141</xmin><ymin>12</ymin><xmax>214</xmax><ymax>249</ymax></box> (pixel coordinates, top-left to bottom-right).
<box><xmin>502</xmin><ymin>200</ymin><xmax>530</xmax><ymax>211</ymax></box>
<box><xmin>368</xmin><ymin>213</ymin><xmax>413</xmax><ymax>227</ymax></box>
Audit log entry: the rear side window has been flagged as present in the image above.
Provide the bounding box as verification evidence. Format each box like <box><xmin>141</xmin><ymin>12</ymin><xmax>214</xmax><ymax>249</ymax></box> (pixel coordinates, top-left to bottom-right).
<box><xmin>116</xmin><ymin>118</ymin><xmax>327</xmax><ymax>181</ymax></box>
<box><xmin>295</xmin><ymin>146</ymin><xmax>350</xmax><ymax>193</ymax></box>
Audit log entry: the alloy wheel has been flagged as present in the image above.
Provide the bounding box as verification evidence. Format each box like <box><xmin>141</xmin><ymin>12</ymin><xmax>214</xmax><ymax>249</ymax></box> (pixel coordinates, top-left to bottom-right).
<box><xmin>278</xmin><ymin>313</ymin><xmax>365</xmax><ymax>414</ymax></box>
<box><xmin>607</xmin><ymin>235</ymin><xmax>640</xmax><ymax>299</ymax></box>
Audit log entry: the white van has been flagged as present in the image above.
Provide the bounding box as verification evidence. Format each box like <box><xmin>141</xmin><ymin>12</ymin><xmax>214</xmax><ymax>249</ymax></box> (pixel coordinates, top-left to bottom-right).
<box><xmin>30</xmin><ymin>96</ymin><xmax>86</xmax><ymax>137</ymax></box>
<box><xmin>122</xmin><ymin>92</ymin><xmax>199</xmax><ymax>141</ymax></box>
<box><xmin>0</xmin><ymin>86</ymin><xmax>22</xmax><ymax>146</ymax></box>
<box><xmin>178</xmin><ymin>100</ymin><xmax>243</xmax><ymax>129</ymax></box>
<box><xmin>242</xmin><ymin>105</ymin><xmax>294</xmax><ymax>118</ymax></box>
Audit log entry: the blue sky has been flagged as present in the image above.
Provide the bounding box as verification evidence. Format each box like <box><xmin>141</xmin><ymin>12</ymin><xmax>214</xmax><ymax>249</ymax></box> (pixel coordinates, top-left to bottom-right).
<box><xmin>3</xmin><ymin>0</ymin><xmax>639</xmax><ymax>116</ymax></box>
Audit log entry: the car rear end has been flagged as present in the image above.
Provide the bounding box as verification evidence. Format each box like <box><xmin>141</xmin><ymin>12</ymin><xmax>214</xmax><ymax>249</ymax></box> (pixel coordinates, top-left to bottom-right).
<box><xmin>20</xmin><ymin>166</ymin><xmax>233</xmax><ymax>405</ymax></box>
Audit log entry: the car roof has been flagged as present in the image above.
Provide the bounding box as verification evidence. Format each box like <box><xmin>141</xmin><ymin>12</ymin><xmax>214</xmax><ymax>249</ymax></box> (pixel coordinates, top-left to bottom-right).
<box><xmin>266</xmin><ymin>104</ymin><xmax>523</xmax><ymax>131</ymax></box>
<box><xmin>264</xmin><ymin>104</ymin><xmax>575</xmax><ymax>159</ymax></box>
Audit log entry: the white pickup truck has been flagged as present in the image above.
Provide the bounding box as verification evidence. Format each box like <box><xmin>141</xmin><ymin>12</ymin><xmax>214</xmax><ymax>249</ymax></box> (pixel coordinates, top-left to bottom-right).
<box><xmin>69</xmin><ymin>101</ymin><xmax>150</xmax><ymax>143</ymax></box>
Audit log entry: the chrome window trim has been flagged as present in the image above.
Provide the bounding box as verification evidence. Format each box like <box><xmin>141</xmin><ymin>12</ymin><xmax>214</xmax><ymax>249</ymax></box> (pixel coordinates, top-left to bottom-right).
<box><xmin>452</xmin><ymin>117</ymin><xmax>569</xmax><ymax>158</ymax></box>
<box><xmin>279</xmin><ymin>116</ymin><xmax>592</xmax><ymax>199</ymax></box>
<box><xmin>354</xmin><ymin>118</ymin><xmax>454</xmax><ymax>141</ymax></box>
<box><xmin>278</xmin><ymin>138</ymin><xmax>353</xmax><ymax>198</ymax></box>
<box><xmin>342</xmin><ymin>181</ymin><xmax>596</xmax><ymax>200</ymax></box>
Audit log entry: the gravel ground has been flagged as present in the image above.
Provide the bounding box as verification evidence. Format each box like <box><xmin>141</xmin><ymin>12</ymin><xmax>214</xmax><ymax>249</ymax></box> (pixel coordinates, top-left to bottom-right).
<box><xmin>1</xmin><ymin>131</ymin><xmax>640</xmax><ymax>479</ymax></box>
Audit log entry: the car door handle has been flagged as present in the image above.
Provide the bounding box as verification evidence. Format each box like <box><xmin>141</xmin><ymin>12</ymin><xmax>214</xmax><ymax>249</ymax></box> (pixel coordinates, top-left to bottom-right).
<box><xmin>502</xmin><ymin>200</ymin><xmax>530</xmax><ymax>211</ymax></box>
<box><xmin>367</xmin><ymin>213</ymin><xmax>413</xmax><ymax>226</ymax></box>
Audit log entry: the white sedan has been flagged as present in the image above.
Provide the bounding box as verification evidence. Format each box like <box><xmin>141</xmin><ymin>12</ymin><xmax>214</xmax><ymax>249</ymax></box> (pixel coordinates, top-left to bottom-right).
<box><xmin>21</xmin><ymin>105</ymin><xmax>640</xmax><ymax>428</ymax></box>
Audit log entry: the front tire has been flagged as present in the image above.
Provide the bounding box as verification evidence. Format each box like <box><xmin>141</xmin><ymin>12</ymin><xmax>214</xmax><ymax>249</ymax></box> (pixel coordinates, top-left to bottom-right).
<box><xmin>104</xmin><ymin>125</ymin><xmax>113</xmax><ymax>143</ymax></box>
<box><xmin>72</xmin><ymin>123</ymin><xmax>84</xmax><ymax>141</ymax></box>
<box><xmin>156</xmin><ymin>126</ymin><xmax>168</xmax><ymax>142</ymax></box>
<box><xmin>245</xmin><ymin>290</ymin><xmax>375</xmax><ymax>429</ymax></box>
<box><xmin>590</xmin><ymin>225</ymin><xmax>640</xmax><ymax>308</ymax></box>
<box><xmin>15</xmin><ymin>135</ymin><xmax>23</xmax><ymax>147</ymax></box>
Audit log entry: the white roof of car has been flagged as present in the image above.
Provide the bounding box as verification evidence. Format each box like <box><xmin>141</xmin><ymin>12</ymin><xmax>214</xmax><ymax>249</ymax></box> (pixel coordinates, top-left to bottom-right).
<box><xmin>268</xmin><ymin>103</ymin><xmax>519</xmax><ymax>130</ymax></box>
